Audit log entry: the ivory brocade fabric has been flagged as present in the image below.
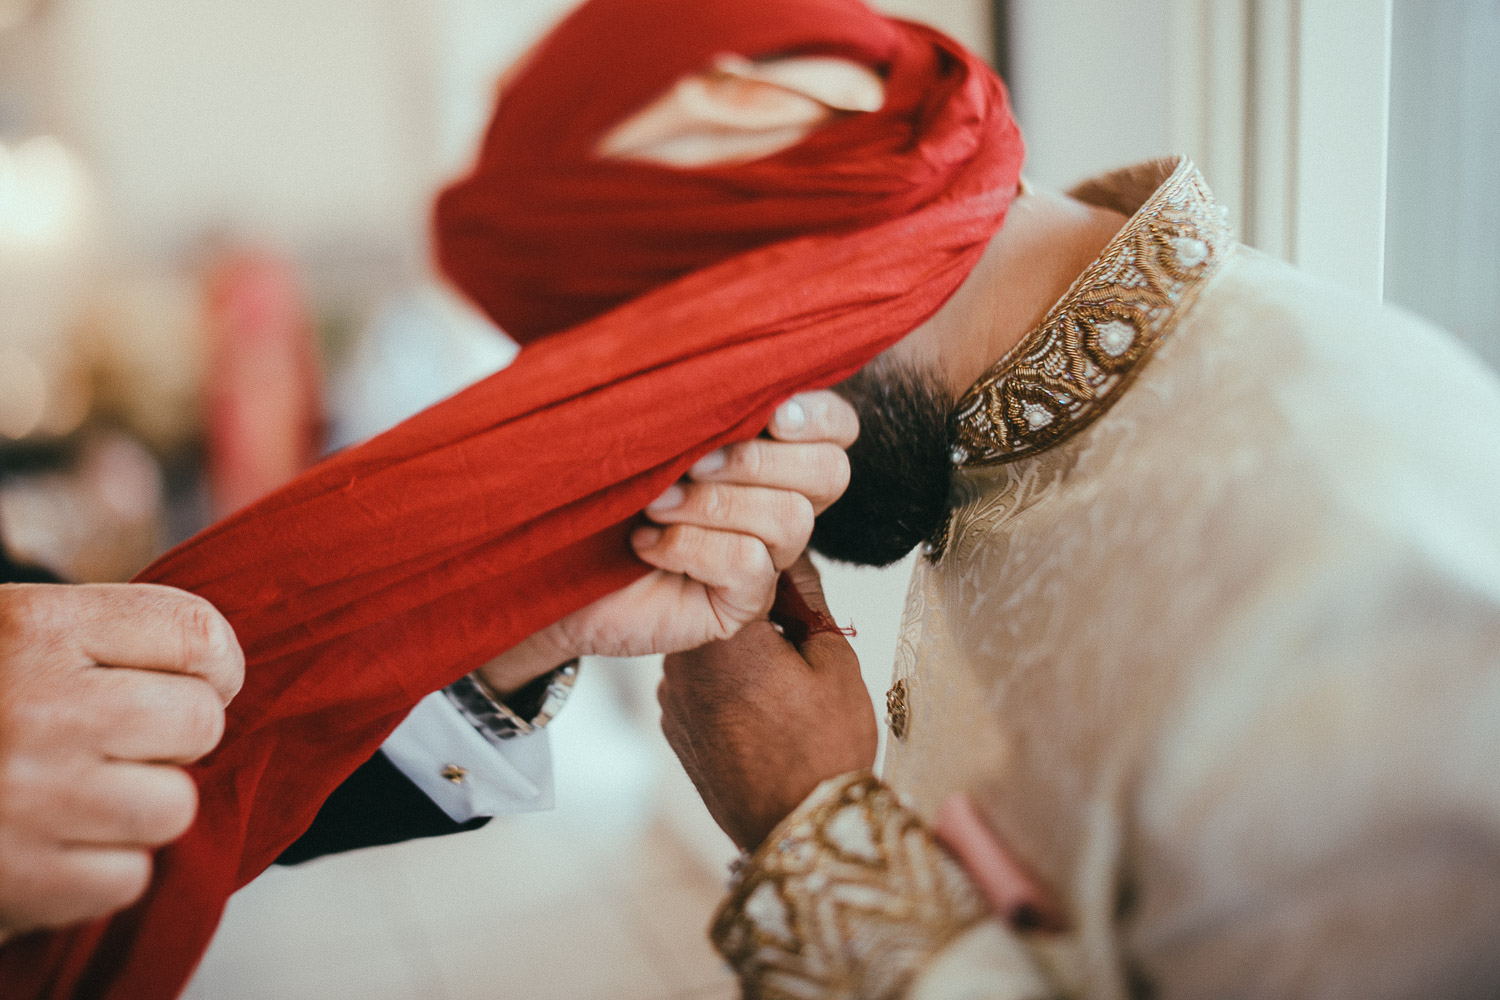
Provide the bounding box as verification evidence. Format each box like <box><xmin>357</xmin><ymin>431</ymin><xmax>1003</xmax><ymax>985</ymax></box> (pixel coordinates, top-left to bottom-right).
<box><xmin>719</xmin><ymin>159</ymin><xmax>1500</xmax><ymax>999</ymax></box>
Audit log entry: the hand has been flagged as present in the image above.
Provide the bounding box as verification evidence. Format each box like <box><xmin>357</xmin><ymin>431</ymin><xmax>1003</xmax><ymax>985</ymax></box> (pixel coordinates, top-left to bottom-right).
<box><xmin>478</xmin><ymin>391</ymin><xmax>858</xmax><ymax>694</ymax></box>
<box><xmin>0</xmin><ymin>583</ymin><xmax>244</xmax><ymax>935</ymax></box>
<box><xmin>658</xmin><ymin>556</ymin><xmax>877</xmax><ymax>850</ymax></box>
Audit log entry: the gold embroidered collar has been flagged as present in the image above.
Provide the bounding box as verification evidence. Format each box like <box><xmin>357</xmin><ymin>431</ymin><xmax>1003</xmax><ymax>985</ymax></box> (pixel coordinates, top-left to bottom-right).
<box><xmin>949</xmin><ymin>157</ymin><xmax>1233</xmax><ymax>467</ymax></box>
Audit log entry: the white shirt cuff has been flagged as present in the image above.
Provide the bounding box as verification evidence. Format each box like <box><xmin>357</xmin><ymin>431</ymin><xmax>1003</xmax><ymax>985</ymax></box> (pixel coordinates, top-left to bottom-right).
<box><xmin>381</xmin><ymin>690</ymin><xmax>554</xmax><ymax>823</ymax></box>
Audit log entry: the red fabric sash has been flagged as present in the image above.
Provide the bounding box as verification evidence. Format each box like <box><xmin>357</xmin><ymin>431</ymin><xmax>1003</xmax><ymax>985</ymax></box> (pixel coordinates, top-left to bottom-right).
<box><xmin>0</xmin><ymin>2</ymin><xmax>1021</xmax><ymax>996</ymax></box>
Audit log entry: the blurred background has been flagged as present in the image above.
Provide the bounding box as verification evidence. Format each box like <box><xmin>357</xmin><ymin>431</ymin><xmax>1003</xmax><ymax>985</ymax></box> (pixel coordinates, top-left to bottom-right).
<box><xmin>0</xmin><ymin>1</ymin><xmax>1494</xmax><ymax>998</ymax></box>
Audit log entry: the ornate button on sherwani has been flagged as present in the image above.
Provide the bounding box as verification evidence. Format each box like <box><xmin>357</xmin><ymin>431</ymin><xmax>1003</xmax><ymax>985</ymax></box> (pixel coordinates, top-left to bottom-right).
<box><xmin>886</xmin><ymin>678</ymin><xmax>910</xmax><ymax>741</ymax></box>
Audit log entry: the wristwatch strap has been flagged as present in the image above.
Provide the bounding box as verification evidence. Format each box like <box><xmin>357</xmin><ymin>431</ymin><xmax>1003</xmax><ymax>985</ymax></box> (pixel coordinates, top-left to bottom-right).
<box><xmin>442</xmin><ymin>659</ymin><xmax>579</xmax><ymax>747</ymax></box>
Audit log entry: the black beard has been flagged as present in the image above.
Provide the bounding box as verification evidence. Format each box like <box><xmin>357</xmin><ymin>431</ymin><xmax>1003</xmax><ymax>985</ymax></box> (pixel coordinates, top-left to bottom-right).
<box><xmin>809</xmin><ymin>360</ymin><xmax>955</xmax><ymax>568</ymax></box>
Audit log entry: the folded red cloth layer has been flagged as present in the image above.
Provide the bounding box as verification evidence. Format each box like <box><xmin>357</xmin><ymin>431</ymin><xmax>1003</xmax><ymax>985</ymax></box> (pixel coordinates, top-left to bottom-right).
<box><xmin>0</xmin><ymin>1</ymin><xmax>1021</xmax><ymax>996</ymax></box>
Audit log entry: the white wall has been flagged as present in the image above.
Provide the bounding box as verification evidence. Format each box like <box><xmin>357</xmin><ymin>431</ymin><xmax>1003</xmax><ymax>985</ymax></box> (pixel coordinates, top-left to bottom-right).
<box><xmin>877</xmin><ymin>0</ymin><xmax>991</xmax><ymax>58</ymax></box>
<box><xmin>1006</xmin><ymin>0</ymin><xmax>1175</xmax><ymax>189</ymax></box>
<box><xmin>1384</xmin><ymin>0</ymin><xmax>1500</xmax><ymax>367</ymax></box>
<box><xmin>49</xmin><ymin>0</ymin><xmax>441</xmax><ymax>265</ymax></box>
<box><xmin>430</xmin><ymin>0</ymin><xmax>578</xmax><ymax>176</ymax></box>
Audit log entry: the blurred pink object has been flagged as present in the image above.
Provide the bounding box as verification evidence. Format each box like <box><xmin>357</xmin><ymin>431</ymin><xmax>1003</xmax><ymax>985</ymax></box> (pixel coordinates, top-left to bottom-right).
<box><xmin>203</xmin><ymin>250</ymin><xmax>324</xmax><ymax>516</ymax></box>
<box><xmin>933</xmin><ymin>793</ymin><xmax>1068</xmax><ymax>934</ymax></box>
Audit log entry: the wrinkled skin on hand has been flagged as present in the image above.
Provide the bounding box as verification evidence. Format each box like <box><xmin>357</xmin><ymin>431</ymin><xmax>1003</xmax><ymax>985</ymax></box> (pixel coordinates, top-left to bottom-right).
<box><xmin>0</xmin><ymin>583</ymin><xmax>243</xmax><ymax>936</ymax></box>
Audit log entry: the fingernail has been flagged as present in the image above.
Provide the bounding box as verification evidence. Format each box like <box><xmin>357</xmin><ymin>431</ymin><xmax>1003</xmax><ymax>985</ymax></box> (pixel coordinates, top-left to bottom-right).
<box><xmin>647</xmin><ymin>484</ymin><xmax>685</xmax><ymax>511</ymax></box>
<box><xmin>777</xmin><ymin>399</ymin><xmax>807</xmax><ymax>431</ymax></box>
<box><xmin>632</xmin><ymin>525</ymin><xmax>663</xmax><ymax>549</ymax></box>
<box><xmin>691</xmin><ymin>449</ymin><xmax>727</xmax><ymax>476</ymax></box>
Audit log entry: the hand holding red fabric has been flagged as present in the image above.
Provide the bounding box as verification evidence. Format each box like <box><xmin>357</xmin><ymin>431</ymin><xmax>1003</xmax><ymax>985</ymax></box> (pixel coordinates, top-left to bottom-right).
<box><xmin>478</xmin><ymin>390</ymin><xmax>858</xmax><ymax>693</ymax></box>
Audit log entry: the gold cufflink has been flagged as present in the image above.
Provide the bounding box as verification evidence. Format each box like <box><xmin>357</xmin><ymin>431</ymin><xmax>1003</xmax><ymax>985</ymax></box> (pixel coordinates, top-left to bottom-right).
<box><xmin>442</xmin><ymin>764</ymin><xmax>468</xmax><ymax>784</ymax></box>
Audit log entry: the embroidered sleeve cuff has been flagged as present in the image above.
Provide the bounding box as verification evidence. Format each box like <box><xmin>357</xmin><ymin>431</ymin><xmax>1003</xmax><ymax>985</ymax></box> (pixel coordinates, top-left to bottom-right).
<box><xmin>711</xmin><ymin>771</ymin><xmax>990</xmax><ymax>1000</ymax></box>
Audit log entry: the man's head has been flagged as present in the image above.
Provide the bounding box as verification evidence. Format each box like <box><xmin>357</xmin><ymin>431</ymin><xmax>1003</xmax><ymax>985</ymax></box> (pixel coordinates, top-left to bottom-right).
<box><xmin>597</xmin><ymin>52</ymin><xmax>966</xmax><ymax>568</ymax></box>
<box><xmin>594</xmin><ymin>49</ymin><xmax>1033</xmax><ymax>569</ymax></box>
<box><xmin>435</xmin><ymin>0</ymin><xmax>1028</xmax><ymax>575</ymax></box>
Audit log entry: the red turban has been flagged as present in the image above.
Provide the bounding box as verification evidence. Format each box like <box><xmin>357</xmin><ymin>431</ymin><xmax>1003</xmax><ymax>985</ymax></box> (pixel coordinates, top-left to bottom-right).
<box><xmin>0</xmin><ymin>1</ymin><xmax>1022</xmax><ymax>996</ymax></box>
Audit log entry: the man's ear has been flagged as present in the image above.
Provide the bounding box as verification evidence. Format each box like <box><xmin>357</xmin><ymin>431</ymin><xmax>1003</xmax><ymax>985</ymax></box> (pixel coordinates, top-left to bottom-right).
<box><xmin>596</xmin><ymin>55</ymin><xmax>885</xmax><ymax>168</ymax></box>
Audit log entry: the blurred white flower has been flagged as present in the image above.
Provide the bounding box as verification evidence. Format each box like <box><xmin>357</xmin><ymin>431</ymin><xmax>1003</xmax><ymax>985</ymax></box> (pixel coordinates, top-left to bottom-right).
<box><xmin>0</xmin><ymin>136</ymin><xmax>91</xmax><ymax>250</ymax></box>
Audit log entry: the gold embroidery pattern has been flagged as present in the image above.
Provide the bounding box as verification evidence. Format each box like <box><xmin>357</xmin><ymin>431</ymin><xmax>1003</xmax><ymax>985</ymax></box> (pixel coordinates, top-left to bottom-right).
<box><xmin>951</xmin><ymin>161</ymin><xmax>1232</xmax><ymax>467</ymax></box>
<box><xmin>712</xmin><ymin>772</ymin><xmax>987</xmax><ymax>1000</ymax></box>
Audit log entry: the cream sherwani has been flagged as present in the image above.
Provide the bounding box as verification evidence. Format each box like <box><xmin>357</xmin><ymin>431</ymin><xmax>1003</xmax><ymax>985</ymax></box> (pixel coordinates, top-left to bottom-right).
<box><xmin>713</xmin><ymin>158</ymin><xmax>1500</xmax><ymax>1000</ymax></box>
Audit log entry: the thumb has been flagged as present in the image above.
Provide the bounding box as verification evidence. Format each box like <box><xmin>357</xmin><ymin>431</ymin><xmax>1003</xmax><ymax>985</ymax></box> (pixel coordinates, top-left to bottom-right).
<box><xmin>770</xmin><ymin>555</ymin><xmax>856</xmax><ymax>671</ymax></box>
<box><xmin>782</xmin><ymin>554</ymin><xmax>832</xmax><ymax>617</ymax></box>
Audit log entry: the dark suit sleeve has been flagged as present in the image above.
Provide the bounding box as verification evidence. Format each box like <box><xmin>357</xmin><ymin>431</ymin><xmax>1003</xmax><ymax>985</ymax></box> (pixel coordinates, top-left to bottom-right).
<box><xmin>0</xmin><ymin>547</ymin><xmax>66</xmax><ymax>584</ymax></box>
<box><xmin>0</xmin><ymin>544</ymin><xmax>485</xmax><ymax>863</ymax></box>
<box><xmin>276</xmin><ymin>750</ymin><xmax>489</xmax><ymax>864</ymax></box>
